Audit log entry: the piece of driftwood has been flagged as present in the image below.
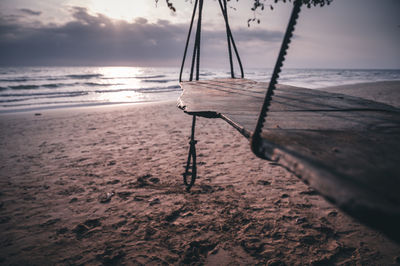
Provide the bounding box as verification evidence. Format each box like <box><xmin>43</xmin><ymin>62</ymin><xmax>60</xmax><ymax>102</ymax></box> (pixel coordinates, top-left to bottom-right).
<box><xmin>178</xmin><ymin>78</ymin><xmax>400</xmax><ymax>242</ymax></box>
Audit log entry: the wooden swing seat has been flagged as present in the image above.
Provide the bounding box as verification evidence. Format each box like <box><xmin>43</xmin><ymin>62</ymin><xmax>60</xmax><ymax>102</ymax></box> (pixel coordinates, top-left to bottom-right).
<box><xmin>177</xmin><ymin>0</ymin><xmax>400</xmax><ymax>242</ymax></box>
<box><xmin>179</xmin><ymin>78</ymin><xmax>400</xmax><ymax>241</ymax></box>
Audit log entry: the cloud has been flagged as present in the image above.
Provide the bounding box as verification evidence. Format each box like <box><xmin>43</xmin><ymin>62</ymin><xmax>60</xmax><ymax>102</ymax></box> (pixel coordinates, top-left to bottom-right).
<box><xmin>18</xmin><ymin>8</ymin><xmax>42</xmax><ymax>16</ymax></box>
<box><xmin>0</xmin><ymin>7</ymin><xmax>284</xmax><ymax>66</ymax></box>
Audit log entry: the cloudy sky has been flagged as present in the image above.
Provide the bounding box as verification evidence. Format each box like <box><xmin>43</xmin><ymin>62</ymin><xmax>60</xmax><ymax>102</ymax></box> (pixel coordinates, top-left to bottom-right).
<box><xmin>0</xmin><ymin>0</ymin><xmax>399</xmax><ymax>69</ymax></box>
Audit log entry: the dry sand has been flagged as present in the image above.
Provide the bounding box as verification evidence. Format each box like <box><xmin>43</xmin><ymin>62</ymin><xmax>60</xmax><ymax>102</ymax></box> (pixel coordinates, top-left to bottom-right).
<box><xmin>319</xmin><ymin>80</ymin><xmax>400</xmax><ymax>108</ymax></box>
<box><xmin>1</xmin><ymin>82</ymin><xmax>400</xmax><ymax>265</ymax></box>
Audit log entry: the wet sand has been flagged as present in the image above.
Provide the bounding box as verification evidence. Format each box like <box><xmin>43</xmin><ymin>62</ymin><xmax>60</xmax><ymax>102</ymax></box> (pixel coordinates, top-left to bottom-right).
<box><xmin>1</xmin><ymin>82</ymin><xmax>400</xmax><ymax>265</ymax></box>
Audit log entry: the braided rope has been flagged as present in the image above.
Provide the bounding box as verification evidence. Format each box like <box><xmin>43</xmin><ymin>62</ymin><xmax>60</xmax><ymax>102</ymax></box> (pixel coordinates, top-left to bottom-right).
<box><xmin>189</xmin><ymin>0</ymin><xmax>203</xmax><ymax>81</ymax></box>
<box><xmin>195</xmin><ymin>0</ymin><xmax>204</xmax><ymax>80</ymax></box>
<box><xmin>179</xmin><ymin>0</ymin><xmax>199</xmax><ymax>82</ymax></box>
<box><xmin>222</xmin><ymin>0</ymin><xmax>234</xmax><ymax>78</ymax></box>
<box><xmin>217</xmin><ymin>0</ymin><xmax>244</xmax><ymax>79</ymax></box>
<box><xmin>251</xmin><ymin>0</ymin><xmax>302</xmax><ymax>156</ymax></box>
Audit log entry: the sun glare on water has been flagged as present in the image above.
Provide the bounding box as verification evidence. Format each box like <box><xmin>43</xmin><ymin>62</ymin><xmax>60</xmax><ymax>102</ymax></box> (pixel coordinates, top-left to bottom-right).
<box><xmin>99</xmin><ymin>66</ymin><xmax>142</xmax><ymax>78</ymax></box>
<box><xmin>96</xmin><ymin>67</ymin><xmax>144</xmax><ymax>103</ymax></box>
<box><xmin>87</xmin><ymin>0</ymin><xmax>151</xmax><ymax>21</ymax></box>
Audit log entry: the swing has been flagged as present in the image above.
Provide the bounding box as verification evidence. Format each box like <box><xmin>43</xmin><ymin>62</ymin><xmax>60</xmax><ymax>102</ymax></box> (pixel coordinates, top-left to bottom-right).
<box><xmin>178</xmin><ymin>0</ymin><xmax>400</xmax><ymax>242</ymax></box>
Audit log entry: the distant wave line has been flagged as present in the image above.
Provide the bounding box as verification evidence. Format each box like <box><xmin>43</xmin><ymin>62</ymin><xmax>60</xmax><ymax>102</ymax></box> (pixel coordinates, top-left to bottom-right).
<box><xmin>0</xmin><ymin>78</ymin><xmax>29</xmax><ymax>82</ymax></box>
<box><xmin>2</xmin><ymin>100</ymin><xmax>102</xmax><ymax>108</ymax></box>
<box><xmin>2</xmin><ymin>82</ymin><xmax>124</xmax><ymax>91</ymax></box>
<box><xmin>1</xmin><ymin>74</ymin><xmax>103</xmax><ymax>82</ymax></box>
<box><xmin>0</xmin><ymin>92</ymin><xmax>89</xmax><ymax>103</ymax></box>
<box><xmin>66</xmin><ymin>74</ymin><xmax>103</xmax><ymax>79</ymax></box>
<box><xmin>0</xmin><ymin>74</ymin><xmax>171</xmax><ymax>82</ymax></box>
<box><xmin>134</xmin><ymin>75</ymin><xmax>167</xmax><ymax>79</ymax></box>
<box><xmin>141</xmin><ymin>79</ymin><xmax>176</xmax><ymax>83</ymax></box>
<box><xmin>0</xmin><ymin>91</ymin><xmax>89</xmax><ymax>98</ymax></box>
<box><xmin>10</xmin><ymin>85</ymin><xmax>40</xmax><ymax>90</ymax></box>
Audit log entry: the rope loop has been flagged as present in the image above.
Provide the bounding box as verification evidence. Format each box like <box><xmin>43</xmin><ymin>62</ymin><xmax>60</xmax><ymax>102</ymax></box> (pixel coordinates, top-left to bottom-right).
<box><xmin>183</xmin><ymin>116</ymin><xmax>197</xmax><ymax>191</ymax></box>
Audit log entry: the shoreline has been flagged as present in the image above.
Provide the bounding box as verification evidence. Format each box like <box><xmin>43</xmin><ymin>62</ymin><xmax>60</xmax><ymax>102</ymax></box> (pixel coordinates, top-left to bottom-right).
<box><xmin>0</xmin><ymin>99</ymin><xmax>178</xmax><ymax>116</ymax></box>
<box><xmin>1</xmin><ymin>80</ymin><xmax>399</xmax><ymax>115</ymax></box>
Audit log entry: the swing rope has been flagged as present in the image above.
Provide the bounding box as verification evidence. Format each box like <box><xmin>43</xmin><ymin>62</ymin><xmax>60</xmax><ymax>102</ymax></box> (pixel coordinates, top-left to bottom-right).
<box><xmin>217</xmin><ymin>0</ymin><xmax>244</xmax><ymax>78</ymax></box>
<box><xmin>180</xmin><ymin>0</ymin><xmax>244</xmax><ymax>191</ymax></box>
<box><xmin>251</xmin><ymin>0</ymin><xmax>302</xmax><ymax>157</ymax></box>
<box><xmin>179</xmin><ymin>0</ymin><xmax>198</xmax><ymax>83</ymax></box>
<box><xmin>180</xmin><ymin>0</ymin><xmax>243</xmax><ymax>82</ymax></box>
<box><xmin>221</xmin><ymin>0</ymin><xmax>234</xmax><ymax>78</ymax></box>
<box><xmin>190</xmin><ymin>0</ymin><xmax>204</xmax><ymax>81</ymax></box>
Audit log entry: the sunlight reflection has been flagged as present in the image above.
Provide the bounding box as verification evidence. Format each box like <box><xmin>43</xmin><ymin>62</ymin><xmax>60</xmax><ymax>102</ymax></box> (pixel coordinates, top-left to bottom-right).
<box><xmin>98</xmin><ymin>66</ymin><xmax>143</xmax><ymax>78</ymax></box>
<box><xmin>97</xmin><ymin>90</ymin><xmax>143</xmax><ymax>103</ymax></box>
<box><xmin>96</xmin><ymin>67</ymin><xmax>145</xmax><ymax>103</ymax></box>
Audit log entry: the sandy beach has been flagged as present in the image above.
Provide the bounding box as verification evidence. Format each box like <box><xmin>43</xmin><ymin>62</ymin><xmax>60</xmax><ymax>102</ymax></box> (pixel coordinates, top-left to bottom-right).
<box><xmin>1</xmin><ymin>81</ymin><xmax>400</xmax><ymax>265</ymax></box>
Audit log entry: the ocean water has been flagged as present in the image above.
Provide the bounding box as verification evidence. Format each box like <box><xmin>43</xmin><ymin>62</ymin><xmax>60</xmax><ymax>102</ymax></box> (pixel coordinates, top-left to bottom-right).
<box><xmin>0</xmin><ymin>66</ymin><xmax>399</xmax><ymax>113</ymax></box>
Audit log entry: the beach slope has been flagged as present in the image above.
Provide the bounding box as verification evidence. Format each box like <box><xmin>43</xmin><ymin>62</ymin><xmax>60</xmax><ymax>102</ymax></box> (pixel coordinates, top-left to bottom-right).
<box><xmin>1</xmin><ymin>82</ymin><xmax>400</xmax><ymax>264</ymax></box>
